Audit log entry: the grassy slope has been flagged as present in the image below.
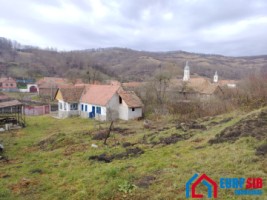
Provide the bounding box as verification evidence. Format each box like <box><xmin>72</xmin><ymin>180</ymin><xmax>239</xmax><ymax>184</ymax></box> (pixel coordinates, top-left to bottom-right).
<box><xmin>0</xmin><ymin>110</ymin><xmax>266</xmax><ymax>200</ymax></box>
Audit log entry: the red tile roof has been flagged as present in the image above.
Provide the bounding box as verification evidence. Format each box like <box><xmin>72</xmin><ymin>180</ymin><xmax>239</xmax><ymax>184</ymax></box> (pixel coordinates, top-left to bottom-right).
<box><xmin>57</xmin><ymin>87</ymin><xmax>85</xmax><ymax>103</ymax></box>
<box><xmin>118</xmin><ymin>90</ymin><xmax>143</xmax><ymax>108</ymax></box>
<box><xmin>80</xmin><ymin>84</ymin><xmax>121</xmax><ymax>106</ymax></box>
<box><xmin>0</xmin><ymin>77</ymin><xmax>16</xmax><ymax>83</ymax></box>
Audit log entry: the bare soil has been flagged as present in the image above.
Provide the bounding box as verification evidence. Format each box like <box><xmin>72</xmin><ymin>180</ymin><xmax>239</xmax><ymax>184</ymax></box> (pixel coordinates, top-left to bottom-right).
<box><xmin>209</xmin><ymin>110</ymin><xmax>267</xmax><ymax>144</ymax></box>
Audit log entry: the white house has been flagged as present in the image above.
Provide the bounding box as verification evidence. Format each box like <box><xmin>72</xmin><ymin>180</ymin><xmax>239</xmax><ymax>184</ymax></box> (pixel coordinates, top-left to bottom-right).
<box><xmin>55</xmin><ymin>84</ymin><xmax>143</xmax><ymax>121</ymax></box>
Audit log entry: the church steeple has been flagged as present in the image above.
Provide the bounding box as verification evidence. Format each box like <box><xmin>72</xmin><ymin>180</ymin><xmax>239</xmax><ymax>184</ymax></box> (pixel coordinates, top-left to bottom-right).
<box><xmin>183</xmin><ymin>61</ymin><xmax>190</xmax><ymax>81</ymax></box>
<box><xmin>213</xmin><ymin>71</ymin><xmax>218</xmax><ymax>83</ymax></box>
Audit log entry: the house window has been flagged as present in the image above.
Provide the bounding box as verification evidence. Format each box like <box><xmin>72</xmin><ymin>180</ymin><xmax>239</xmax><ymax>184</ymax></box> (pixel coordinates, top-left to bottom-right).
<box><xmin>59</xmin><ymin>103</ymin><xmax>63</xmax><ymax>110</ymax></box>
<box><xmin>96</xmin><ymin>106</ymin><xmax>101</xmax><ymax>114</ymax></box>
<box><xmin>85</xmin><ymin>105</ymin><xmax>88</xmax><ymax>112</ymax></box>
<box><xmin>70</xmin><ymin>103</ymin><xmax>78</xmax><ymax>110</ymax></box>
<box><xmin>119</xmin><ymin>96</ymin><xmax>122</xmax><ymax>104</ymax></box>
<box><xmin>10</xmin><ymin>84</ymin><xmax>13</xmax><ymax>86</ymax></box>
<box><xmin>132</xmin><ymin>108</ymin><xmax>135</xmax><ymax>112</ymax></box>
<box><xmin>6</xmin><ymin>83</ymin><xmax>8</xmax><ymax>86</ymax></box>
<box><xmin>64</xmin><ymin>103</ymin><xmax>67</xmax><ymax>110</ymax></box>
<box><xmin>81</xmin><ymin>104</ymin><xmax>84</xmax><ymax>111</ymax></box>
<box><xmin>0</xmin><ymin>83</ymin><xmax>2</xmax><ymax>87</ymax></box>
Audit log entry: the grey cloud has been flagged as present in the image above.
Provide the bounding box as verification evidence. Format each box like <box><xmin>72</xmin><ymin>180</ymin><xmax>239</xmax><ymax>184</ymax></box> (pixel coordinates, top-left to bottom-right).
<box><xmin>0</xmin><ymin>0</ymin><xmax>266</xmax><ymax>56</ymax></box>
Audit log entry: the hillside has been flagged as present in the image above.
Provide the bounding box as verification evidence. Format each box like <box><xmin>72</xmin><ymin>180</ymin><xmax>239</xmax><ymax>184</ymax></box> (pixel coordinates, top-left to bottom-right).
<box><xmin>0</xmin><ymin>109</ymin><xmax>266</xmax><ymax>199</ymax></box>
<box><xmin>1</xmin><ymin>38</ymin><xmax>267</xmax><ymax>81</ymax></box>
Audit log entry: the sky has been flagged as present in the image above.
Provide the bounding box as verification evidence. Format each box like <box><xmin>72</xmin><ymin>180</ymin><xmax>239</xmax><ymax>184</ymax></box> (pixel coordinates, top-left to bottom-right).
<box><xmin>0</xmin><ymin>0</ymin><xmax>267</xmax><ymax>56</ymax></box>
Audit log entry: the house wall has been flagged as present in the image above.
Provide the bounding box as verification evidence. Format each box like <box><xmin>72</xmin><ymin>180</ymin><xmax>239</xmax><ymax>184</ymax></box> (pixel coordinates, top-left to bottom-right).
<box><xmin>80</xmin><ymin>102</ymin><xmax>107</xmax><ymax>121</ymax></box>
<box><xmin>118</xmin><ymin>96</ymin><xmax>142</xmax><ymax>120</ymax></box>
<box><xmin>127</xmin><ymin>107</ymin><xmax>142</xmax><ymax>120</ymax></box>
<box><xmin>0</xmin><ymin>79</ymin><xmax>17</xmax><ymax>89</ymax></box>
<box><xmin>58</xmin><ymin>100</ymin><xmax>79</xmax><ymax>118</ymax></box>
<box><xmin>118</xmin><ymin>99</ymin><xmax>129</xmax><ymax>120</ymax></box>
<box><xmin>18</xmin><ymin>84</ymin><xmax>38</xmax><ymax>93</ymax></box>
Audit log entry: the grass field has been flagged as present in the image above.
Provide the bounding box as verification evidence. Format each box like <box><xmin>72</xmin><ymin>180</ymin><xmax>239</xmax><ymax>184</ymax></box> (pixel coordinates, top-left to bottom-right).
<box><xmin>0</xmin><ymin>109</ymin><xmax>266</xmax><ymax>199</ymax></box>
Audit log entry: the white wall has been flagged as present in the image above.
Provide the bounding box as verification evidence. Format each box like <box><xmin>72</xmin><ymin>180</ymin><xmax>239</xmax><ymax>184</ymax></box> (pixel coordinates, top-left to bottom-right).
<box><xmin>128</xmin><ymin>107</ymin><xmax>142</xmax><ymax>120</ymax></box>
<box><xmin>118</xmin><ymin>98</ymin><xmax>129</xmax><ymax>120</ymax></box>
<box><xmin>78</xmin><ymin>93</ymin><xmax>142</xmax><ymax>121</ymax></box>
<box><xmin>117</xmin><ymin>95</ymin><xmax>142</xmax><ymax>120</ymax></box>
<box><xmin>79</xmin><ymin>102</ymin><xmax>107</xmax><ymax>120</ymax></box>
<box><xmin>58</xmin><ymin>100</ymin><xmax>80</xmax><ymax>118</ymax></box>
<box><xmin>18</xmin><ymin>84</ymin><xmax>38</xmax><ymax>93</ymax></box>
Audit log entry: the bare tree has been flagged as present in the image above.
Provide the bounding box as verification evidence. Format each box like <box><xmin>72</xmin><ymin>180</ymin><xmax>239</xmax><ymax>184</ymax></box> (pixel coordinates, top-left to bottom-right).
<box><xmin>103</xmin><ymin>108</ymin><xmax>118</xmax><ymax>145</ymax></box>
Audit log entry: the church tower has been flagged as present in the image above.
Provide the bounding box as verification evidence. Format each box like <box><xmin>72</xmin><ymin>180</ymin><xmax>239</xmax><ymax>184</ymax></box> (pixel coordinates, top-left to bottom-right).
<box><xmin>213</xmin><ymin>71</ymin><xmax>218</xmax><ymax>83</ymax></box>
<box><xmin>183</xmin><ymin>61</ymin><xmax>190</xmax><ymax>81</ymax></box>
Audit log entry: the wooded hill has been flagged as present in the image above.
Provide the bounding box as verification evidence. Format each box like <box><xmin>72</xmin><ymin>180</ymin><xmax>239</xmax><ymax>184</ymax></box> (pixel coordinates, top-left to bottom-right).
<box><xmin>1</xmin><ymin>37</ymin><xmax>267</xmax><ymax>81</ymax></box>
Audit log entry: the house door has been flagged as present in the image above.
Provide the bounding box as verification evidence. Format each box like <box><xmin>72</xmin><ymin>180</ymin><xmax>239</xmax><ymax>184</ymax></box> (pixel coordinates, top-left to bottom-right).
<box><xmin>89</xmin><ymin>106</ymin><xmax>95</xmax><ymax>118</ymax></box>
<box><xmin>29</xmin><ymin>86</ymin><xmax>37</xmax><ymax>93</ymax></box>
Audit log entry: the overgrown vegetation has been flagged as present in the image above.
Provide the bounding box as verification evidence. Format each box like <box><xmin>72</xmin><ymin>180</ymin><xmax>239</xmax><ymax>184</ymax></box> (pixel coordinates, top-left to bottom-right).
<box><xmin>0</xmin><ymin>109</ymin><xmax>266</xmax><ymax>199</ymax></box>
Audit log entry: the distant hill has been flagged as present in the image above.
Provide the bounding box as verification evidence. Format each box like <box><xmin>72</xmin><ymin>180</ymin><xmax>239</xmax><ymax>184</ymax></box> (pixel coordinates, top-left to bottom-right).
<box><xmin>1</xmin><ymin>37</ymin><xmax>267</xmax><ymax>81</ymax></box>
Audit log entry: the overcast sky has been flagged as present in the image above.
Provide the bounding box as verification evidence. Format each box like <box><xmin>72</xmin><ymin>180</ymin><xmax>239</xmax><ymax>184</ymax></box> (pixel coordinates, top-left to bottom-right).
<box><xmin>0</xmin><ymin>0</ymin><xmax>267</xmax><ymax>56</ymax></box>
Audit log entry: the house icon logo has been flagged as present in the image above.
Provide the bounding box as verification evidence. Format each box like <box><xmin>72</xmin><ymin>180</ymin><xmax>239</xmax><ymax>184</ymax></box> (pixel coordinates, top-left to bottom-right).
<box><xmin>186</xmin><ymin>173</ymin><xmax>218</xmax><ymax>198</ymax></box>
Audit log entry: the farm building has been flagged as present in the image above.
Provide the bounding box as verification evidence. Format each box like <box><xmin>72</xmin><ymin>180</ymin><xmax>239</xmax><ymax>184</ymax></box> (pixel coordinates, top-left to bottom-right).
<box><xmin>0</xmin><ymin>92</ymin><xmax>25</xmax><ymax>130</ymax></box>
<box><xmin>0</xmin><ymin>77</ymin><xmax>17</xmax><ymax>92</ymax></box>
<box><xmin>54</xmin><ymin>84</ymin><xmax>143</xmax><ymax>121</ymax></box>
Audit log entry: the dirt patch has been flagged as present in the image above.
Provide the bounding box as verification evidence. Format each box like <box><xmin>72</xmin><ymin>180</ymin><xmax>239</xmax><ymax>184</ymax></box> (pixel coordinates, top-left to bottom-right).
<box><xmin>91</xmin><ymin>130</ymin><xmax>108</xmax><ymax>140</ymax></box>
<box><xmin>209</xmin><ymin>110</ymin><xmax>267</xmax><ymax>144</ymax></box>
<box><xmin>29</xmin><ymin>169</ymin><xmax>43</xmax><ymax>174</ymax></box>
<box><xmin>159</xmin><ymin>134</ymin><xmax>184</xmax><ymax>145</ymax></box>
<box><xmin>9</xmin><ymin>178</ymin><xmax>38</xmax><ymax>194</ymax></box>
<box><xmin>89</xmin><ymin>147</ymin><xmax>144</xmax><ymax>163</ymax></box>
<box><xmin>64</xmin><ymin>144</ymin><xmax>88</xmax><ymax>156</ymax></box>
<box><xmin>0</xmin><ymin>173</ymin><xmax>11</xmax><ymax>178</ymax></box>
<box><xmin>134</xmin><ymin>176</ymin><xmax>156</xmax><ymax>188</ymax></box>
<box><xmin>0</xmin><ymin>155</ymin><xmax>9</xmax><ymax>163</ymax></box>
<box><xmin>255</xmin><ymin>143</ymin><xmax>267</xmax><ymax>156</ymax></box>
<box><xmin>148</xmin><ymin>133</ymin><xmax>193</xmax><ymax>146</ymax></box>
<box><xmin>122</xmin><ymin>142</ymin><xmax>135</xmax><ymax>148</ymax></box>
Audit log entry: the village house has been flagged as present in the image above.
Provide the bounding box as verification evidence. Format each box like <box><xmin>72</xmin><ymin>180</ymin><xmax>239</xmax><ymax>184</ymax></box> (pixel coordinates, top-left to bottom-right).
<box><xmin>37</xmin><ymin>77</ymin><xmax>72</xmax><ymax>98</ymax></box>
<box><xmin>55</xmin><ymin>86</ymin><xmax>84</xmax><ymax>118</ymax></box>
<box><xmin>0</xmin><ymin>77</ymin><xmax>17</xmax><ymax>92</ymax></box>
<box><xmin>54</xmin><ymin>84</ymin><xmax>143</xmax><ymax>121</ymax></box>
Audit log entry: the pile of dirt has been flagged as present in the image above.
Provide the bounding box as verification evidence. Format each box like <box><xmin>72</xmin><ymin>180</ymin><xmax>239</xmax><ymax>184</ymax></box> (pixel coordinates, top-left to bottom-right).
<box><xmin>0</xmin><ymin>155</ymin><xmax>9</xmax><ymax>163</ymax></box>
<box><xmin>148</xmin><ymin>133</ymin><xmax>193</xmax><ymax>146</ymax></box>
<box><xmin>159</xmin><ymin>134</ymin><xmax>184</xmax><ymax>145</ymax></box>
<box><xmin>29</xmin><ymin>169</ymin><xmax>43</xmax><ymax>174</ymax></box>
<box><xmin>91</xmin><ymin>127</ymin><xmax>135</xmax><ymax>140</ymax></box>
<box><xmin>0</xmin><ymin>173</ymin><xmax>10</xmax><ymax>178</ymax></box>
<box><xmin>209</xmin><ymin>110</ymin><xmax>267</xmax><ymax>144</ymax></box>
<box><xmin>89</xmin><ymin>147</ymin><xmax>144</xmax><ymax>163</ymax></box>
<box><xmin>255</xmin><ymin>144</ymin><xmax>267</xmax><ymax>156</ymax></box>
<box><xmin>122</xmin><ymin>142</ymin><xmax>136</xmax><ymax>148</ymax></box>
